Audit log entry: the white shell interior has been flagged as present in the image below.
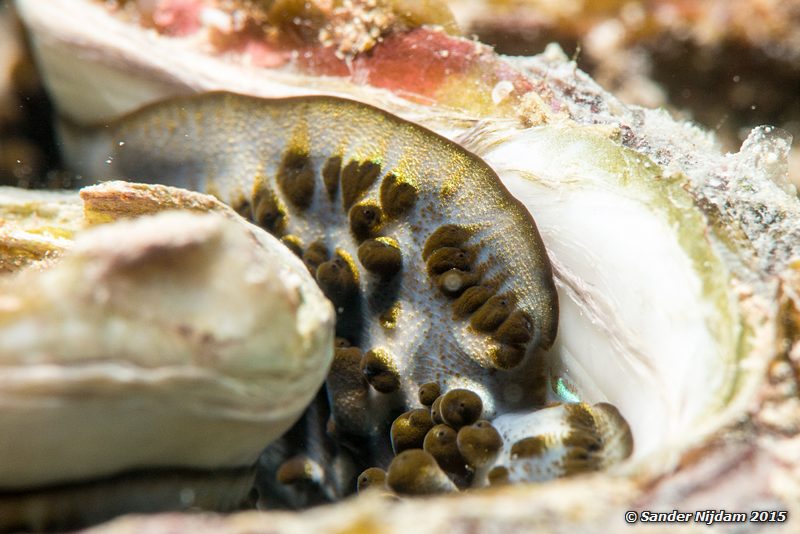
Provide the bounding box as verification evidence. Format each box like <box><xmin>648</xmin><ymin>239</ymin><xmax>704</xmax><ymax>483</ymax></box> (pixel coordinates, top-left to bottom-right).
<box><xmin>472</xmin><ymin>125</ymin><xmax>740</xmax><ymax>460</ymax></box>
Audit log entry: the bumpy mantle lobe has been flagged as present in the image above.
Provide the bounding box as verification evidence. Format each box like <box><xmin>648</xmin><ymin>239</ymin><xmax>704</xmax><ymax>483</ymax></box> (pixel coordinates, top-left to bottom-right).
<box><xmin>66</xmin><ymin>91</ymin><xmax>558</xmax><ymax>377</ymax></box>
<box><xmin>60</xmin><ymin>92</ymin><xmax>631</xmax><ymax>503</ymax></box>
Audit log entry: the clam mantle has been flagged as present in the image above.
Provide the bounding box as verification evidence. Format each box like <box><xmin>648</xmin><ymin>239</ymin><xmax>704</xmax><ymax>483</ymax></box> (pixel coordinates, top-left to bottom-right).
<box><xmin>12</xmin><ymin>0</ymin><xmax>800</xmax><ymax>530</ymax></box>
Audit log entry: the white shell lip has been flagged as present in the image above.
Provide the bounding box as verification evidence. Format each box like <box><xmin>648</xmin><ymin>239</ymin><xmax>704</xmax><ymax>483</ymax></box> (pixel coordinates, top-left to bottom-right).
<box><xmin>12</xmin><ymin>0</ymin><xmax>433</xmax><ymax>125</ymax></box>
<box><xmin>468</xmin><ymin>123</ymin><xmax>743</xmax><ymax>462</ymax></box>
<box><xmin>0</xmin><ymin>195</ymin><xmax>335</xmax><ymax>489</ymax></box>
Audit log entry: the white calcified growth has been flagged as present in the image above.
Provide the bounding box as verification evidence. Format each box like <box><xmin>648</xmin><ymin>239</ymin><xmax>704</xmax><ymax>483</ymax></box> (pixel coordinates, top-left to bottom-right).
<box><xmin>0</xmin><ymin>209</ymin><xmax>334</xmax><ymax>488</ymax></box>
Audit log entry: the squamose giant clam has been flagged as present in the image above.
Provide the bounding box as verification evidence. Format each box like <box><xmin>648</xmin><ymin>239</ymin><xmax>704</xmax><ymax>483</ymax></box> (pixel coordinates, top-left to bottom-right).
<box><xmin>8</xmin><ymin>0</ymin><xmax>800</xmax><ymax>532</ymax></box>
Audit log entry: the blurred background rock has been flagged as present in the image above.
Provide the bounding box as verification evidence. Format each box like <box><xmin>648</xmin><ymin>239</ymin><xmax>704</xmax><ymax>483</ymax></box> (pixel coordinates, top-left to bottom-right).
<box><xmin>449</xmin><ymin>0</ymin><xmax>800</xmax><ymax>185</ymax></box>
<box><xmin>0</xmin><ymin>0</ymin><xmax>64</xmax><ymax>187</ymax></box>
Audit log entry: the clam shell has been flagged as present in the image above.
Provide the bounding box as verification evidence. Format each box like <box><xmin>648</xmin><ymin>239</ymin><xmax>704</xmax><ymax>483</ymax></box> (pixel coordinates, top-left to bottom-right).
<box><xmin>0</xmin><ymin>182</ymin><xmax>334</xmax><ymax>528</ymax></box>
